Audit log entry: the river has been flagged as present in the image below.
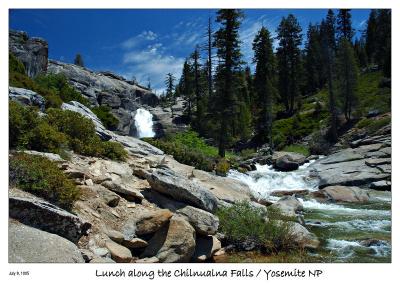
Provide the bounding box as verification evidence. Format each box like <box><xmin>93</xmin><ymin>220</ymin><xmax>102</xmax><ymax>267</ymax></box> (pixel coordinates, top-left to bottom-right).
<box><xmin>227</xmin><ymin>159</ymin><xmax>391</xmax><ymax>263</ymax></box>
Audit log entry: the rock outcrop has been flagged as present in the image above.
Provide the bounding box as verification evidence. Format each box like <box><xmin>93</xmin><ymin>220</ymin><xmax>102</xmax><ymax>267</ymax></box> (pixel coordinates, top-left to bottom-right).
<box><xmin>9</xmin><ymin>30</ymin><xmax>48</xmax><ymax>78</ymax></box>
<box><xmin>47</xmin><ymin>60</ymin><xmax>163</xmax><ymax>136</ymax></box>
<box><xmin>47</xmin><ymin>60</ymin><xmax>157</xmax><ymax>107</ymax></box>
<box><xmin>310</xmin><ymin>142</ymin><xmax>391</xmax><ymax>188</ymax></box>
<box><xmin>9</xmin><ymin>220</ymin><xmax>84</xmax><ymax>263</ymax></box>
<box><xmin>269</xmin><ymin>196</ymin><xmax>303</xmax><ymax>218</ymax></box>
<box><xmin>272</xmin><ymin>152</ymin><xmax>307</xmax><ymax>171</ymax></box>
<box><xmin>9</xmin><ymin>87</ymin><xmax>46</xmax><ymax>111</ymax></box>
<box><xmin>288</xmin><ymin>222</ymin><xmax>320</xmax><ymax>249</ymax></box>
<box><xmin>141</xmin><ymin>215</ymin><xmax>196</xmax><ymax>262</ymax></box>
<box><xmin>310</xmin><ymin>185</ymin><xmax>370</xmax><ymax>203</ymax></box>
<box><xmin>9</xmin><ymin>196</ymin><xmax>91</xmax><ymax>243</ymax></box>
<box><xmin>145</xmin><ymin>167</ymin><xmax>219</xmax><ymax>213</ymax></box>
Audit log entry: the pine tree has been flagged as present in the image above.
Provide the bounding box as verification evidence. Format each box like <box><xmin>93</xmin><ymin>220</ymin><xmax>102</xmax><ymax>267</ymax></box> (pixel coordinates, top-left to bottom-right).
<box><xmin>179</xmin><ymin>60</ymin><xmax>195</xmax><ymax>120</ymax></box>
<box><xmin>365</xmin><ymin>9</ymin><xmax>378</xmax><ymax>63</ymax></box>
<box><xmin>207</xmin><ymin>17</ymin><xmax>213</xmax><ymax>97</ymax></box>
<box><xmin>365</xmin><ymin>9</ymin><xmax>391</xmax><ymax>77</ymax></box>
<box><xmin>191</xmin><ymin>46</ymin><xmax>202</xmax><ymax>128</ymax></box>
<box><xmin>336</xmin><ymin>9</ymin><xmax>354</xmax><ymax>42</ymax></box>
<box><xmin>305</xmin><ymin>23</ymin><xmax>323</xmax><ymax>94</ymax></box>
<box><xmin>336</xmin><ymin>38</ymin><xmax>359</xmax><ymax>122</ymax></box>
<box><xmin>74</xmin><ymin>53</ymin><xmax>84</xmax><ymax>67</ymax></box>
<box><xmin>354</xmin><ymin>37</ymin><xmax>368</xmax><ymax>68</ymax></box>
<box><xmin>213</xmin><ymin>9</ymin><xmax>244</xmax><ymax>157</ymax></box>
<box><xmin>321</xmin><ymin>9</ymin><xmax>338</xmax><ymax>142</ymax></box>
<box><xmin>276</xmin><ymin>14</ymin><xmax>303</xmax><ymax>115</ymax></box>
<box><xmin>164</xmin><ymin>73</ymin><xmax>176</xmax><ymax>116</ymax></box>
<box><xmin>252</xmin><ymin>26</ymin><xmax>276</xmax><ymax>148</ymax></box>
<box><xmin>376</xmin><ymin>10</ymin><xmax>391</xmax><ymax>77</ymax></box>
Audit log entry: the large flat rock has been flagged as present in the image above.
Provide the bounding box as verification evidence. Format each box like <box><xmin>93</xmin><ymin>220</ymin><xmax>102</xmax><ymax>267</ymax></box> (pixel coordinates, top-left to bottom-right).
<box><xmin>145</xmin><ymin>167</ymin><xmax>219</xmax><ymax>213</ymax></box>
<box><xmin>9</xmin><ymin>220</ymin><xmax>84</xmax><ymax>263</ymax></box>
<box><xmin>9</xmin><ymin>196</ymin><xmax>91</xmax><ymax>243</ymax></box>
<box><xmin>310</xmin><ymin>143</ymin><xmax>391</xmax><ymax>188</ymax></box>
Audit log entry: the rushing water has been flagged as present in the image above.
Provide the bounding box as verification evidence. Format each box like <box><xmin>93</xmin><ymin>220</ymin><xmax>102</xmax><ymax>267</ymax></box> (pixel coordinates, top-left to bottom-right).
<box><xmin>227</xmin><ymin>159</ymin><xmax>391</xmax><ymax>263</ymax></box>
<box><xmin>134</xmin><ymin>108</ymin><xmax>155</xmax><ymax>138</ymax></box>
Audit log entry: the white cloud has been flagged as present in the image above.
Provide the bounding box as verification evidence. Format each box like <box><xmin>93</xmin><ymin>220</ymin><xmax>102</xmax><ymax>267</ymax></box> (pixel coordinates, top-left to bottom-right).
<box><xmin>122</xmin><ymin>46</ymin><xmax>184</xmax><ymax>94</ymax></box>
<box><xmin>121</xmin><ymin>30</ymin><xmax>158</xmax><ymax>49</ymax></box>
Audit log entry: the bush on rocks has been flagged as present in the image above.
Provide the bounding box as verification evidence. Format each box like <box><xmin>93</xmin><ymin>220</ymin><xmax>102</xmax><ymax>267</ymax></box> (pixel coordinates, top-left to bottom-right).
<box><xmin>91</xmin><ymin>106</ymin><xmax>119</xmax><ymax>130</ymax></box>
<box><xmin>216</xmin><ymin>201</ymin><xmax>295</xmax><ymax>253</ymax></box>
<box><xmin>9</xmin><ymin>102</ymin><xmax>127</xmax><ymax>161</ymax></box>
<box><xmin>9</xmin><ymin>101</ymin><xmax>40</xmax><ymax>148</ymax></box>
<box><xmin>9</xmin><ymin>153</ymin><xmax>80</xmax><ymax>209</ymax></box>
<box><xmin>144</xmin><ymin>138</ymin><xmax>214</xmax><ymax>172</ymax></box>
<box><xmin>34</xmin><ymin>74</ymin><xmax>90</xmax><ymax>107</ymax></box>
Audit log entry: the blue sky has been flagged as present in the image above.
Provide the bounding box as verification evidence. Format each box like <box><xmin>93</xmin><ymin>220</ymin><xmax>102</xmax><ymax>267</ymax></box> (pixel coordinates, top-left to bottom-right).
<box><xmin>9</xmin><ymin>9</ymin><xmax>370</xmax><ymax>93</ymax></box>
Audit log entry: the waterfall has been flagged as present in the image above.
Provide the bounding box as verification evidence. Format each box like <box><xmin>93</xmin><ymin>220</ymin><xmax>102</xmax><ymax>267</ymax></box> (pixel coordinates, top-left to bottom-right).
<box><xmin>134</xmin><ymin>108</ymin><xmax>155</xmax><ymax>138</ymax></box>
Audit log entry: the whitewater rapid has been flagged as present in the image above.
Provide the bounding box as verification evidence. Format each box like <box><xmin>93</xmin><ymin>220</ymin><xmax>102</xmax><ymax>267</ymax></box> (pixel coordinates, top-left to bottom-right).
<box><xmin>134</xmin><ymin>108</ymin><xmax>155</xmax><ymax>138</ymax></box>
<box><xmin>227</xmin><ymin>158</ymin><xmax>391</xmax><ymax>262</ymax></box>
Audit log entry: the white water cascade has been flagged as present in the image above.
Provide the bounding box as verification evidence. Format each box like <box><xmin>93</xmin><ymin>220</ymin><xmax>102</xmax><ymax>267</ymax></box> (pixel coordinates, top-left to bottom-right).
<box><xmin>134</xmin><ymin>108</ymin><xmax>155</xmax><ymax>138</ymax></box>
<box><xmin>227</xmin><ymin>159</ymin><xmax>392</xmax><ymax>262</ymax></box>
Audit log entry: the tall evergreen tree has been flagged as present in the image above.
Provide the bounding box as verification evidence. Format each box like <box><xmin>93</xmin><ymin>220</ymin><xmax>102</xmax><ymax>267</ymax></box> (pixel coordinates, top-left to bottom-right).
<box><xmin>365</xmin><ymin>9</ymin><xmax>378</xmax><ymax>63</ymax></box>
<box><xmin>213</xmin><ymin>9</ymin><xmax>244</xmax><ymax>157</ymax></box>
<box><xmin>354</xmin><ymin>37</ymin><xmax>368</xmax><ymax>68</ymax></box>
<box><xmin>376</xmin><ymin>10</ymin><xmax>391</xmax><ymax>77</ymax></box>
<box><xmin>336</xmin><ymin>9</ymin><xmax>354</xmax><ymax>42</ymax></box>
<box><xmin>252</xmin><ymin>26</ymin><xmax>276</xmax><ymax>148</ymax></box>
<box><xmin>74</xmin><ymin>53</ymin><xmax>84</xmax><ymax>67</ymax></box>
<box><xmin>336</xmin><ymin>38</ymin><xmax>359</xmax><ymax>122</ymax></box>
<box><xmin>207</xmin><ymin>17</ymin><xmax>213</xmax><ymax>97</ymax></box>
<box><xmin>179</xmin><ymin>60</ymin><xmax>195</xmax><ymax>120</ymax></box>
<box><xmin>365</xmin><ymin>9</ymin><xmax>391</xmax><ymax>76</ymax></box>
<box><xmin>321</xmin><ymin>9</ymin><xmax>338</xmax><ymax>142</ymax></box>
<box><xmin>244</xmin><ymin>66</ymin><xmax>255</xmax><ymax>112</ymax></box>
<box><xmin>191</xmin><ymin>46</ymin><xmax>202</xmax><ymax>127</ymax></box>
<box><xmin>164</xmin><ymin>72</ymin><xmax>176</xmax><ymax>116</ymax></box>
<box><xmin>276</xmin><ymin>14</ymin><xmax>303</xmax><ymax>115</ymax></box>
<box><xmin>305</xmin><ymin>23</ymin><xmax>323</xmax><ymax>94</ymax></box>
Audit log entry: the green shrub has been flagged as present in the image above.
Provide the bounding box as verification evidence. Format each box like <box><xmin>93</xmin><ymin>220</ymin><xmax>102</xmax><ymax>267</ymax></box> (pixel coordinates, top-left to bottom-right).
<box><xmin>263</xmin><ymin>206</ymin><xmax>297</xmax><ymax>253</ymax></box>
<box><xmin>356</xmin><ymin>116</ymin><xmax>391</xmax><ymax>134</ymax></box>
<box><xmin>46</xmin><ymin>108</ymin><xmax>96</xmax><ymax>141</ymax></box>
<box><xmin>101</xmin><ymin>141</ymin><xmax>128</xmax><ymax>161</ymax></box>
<box><xmin>34</xmin><ymin>74</ymin><xmax>90</xmax><ymax>107</ymax></box>
<box><xmin>215</xmin><ymin>158</ymin><xmax>230</xmax><ymax>176</ymax></box>
<box><xmin>10</xmin><ymin>103</ymin><xmax>127</xmax><ymax>161</ymax></box>
<box><xmin>9</xmin><ymin>101</ymin><xmax>40</xmax><ymax>148</ymax></box>
<box><xmin>282</xmin><ymin>144</ymin><xmax>310</xmax><ymax>156</ymax></box>
<box><xmin>46</xmin><ymin>108</ymin><xmax>127</xmax><ymax>160</ymax></box>
<box><xmin>216</xmin><ymin>201</ymin><xmax>295</xmax><ymax>253</ymax></box>
<box><xmin>143</xmin><ymin>130</ymin><xmax>237</xmax><ymax>172</ymax></box>
<box><xmin>9</xmin><ymin>153</ymin><xmax>80</xmax><ymax>210</ymax></box>
<box><xmin>91</xmin><ymin>106</ymin><xmax>119</xmax><ymax>130</ymax></box>
<box><xmin>240</xmin><ymin>148</ymin><xmax>256</xmax><ymax>159</ymax></box>
<box><xmin>144</xmin><ymin>138</ymin><xmax>214</xmax><ymax>171</ymax></box>
<box><xmin>217</xmin><ymin>201</ymin><xmax>268</xmax><ymax>247</ymax></box>
<box><xmin>170</xmin><ymin>130</ymin><xmax>219</xmax><ymax>157</ymax></box>
<box><xmin>26</xmin><ymin>121</ymin><xmax>68</xmax><ymax>154</ymax></box>
<box><xmin>9</xmin><ymin>53</ymin><xmax>25</xmax><ymax>74</ymax></box>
